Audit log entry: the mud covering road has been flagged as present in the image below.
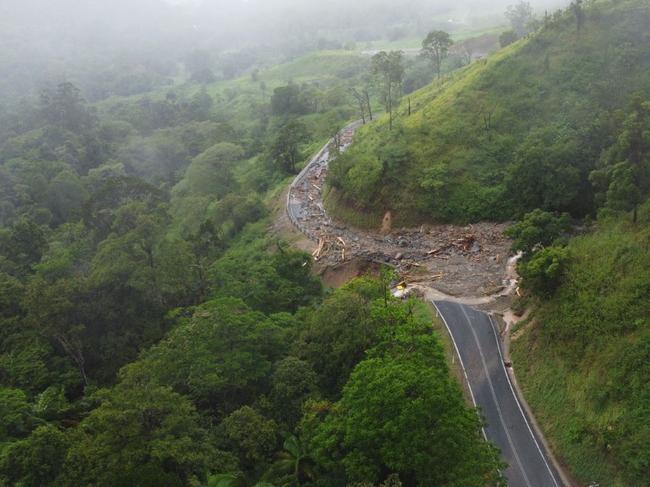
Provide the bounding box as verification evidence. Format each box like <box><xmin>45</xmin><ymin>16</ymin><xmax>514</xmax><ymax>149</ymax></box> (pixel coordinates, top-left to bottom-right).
<box><xmin>285</xmin><ymin>122</ymin><xmax>514</xmax><ymax>297</ymax></box>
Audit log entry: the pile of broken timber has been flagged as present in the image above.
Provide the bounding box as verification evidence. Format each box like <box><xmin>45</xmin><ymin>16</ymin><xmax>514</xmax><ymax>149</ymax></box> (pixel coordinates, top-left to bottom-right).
<box><xmin>427</xmin><ymin>234</ymin><xmax>479</xmax><ymax>258</ymax></box>
<box><xmin>312</xmin><ymin>236</ymin><xmax>347</xmax><ymax>261</ymax></box>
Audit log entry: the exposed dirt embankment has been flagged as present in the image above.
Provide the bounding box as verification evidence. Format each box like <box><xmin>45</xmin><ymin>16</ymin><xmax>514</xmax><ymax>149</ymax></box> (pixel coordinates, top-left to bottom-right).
<box><xmin>282</xmin><ymin>122</ymin><xmax>514</xmax><ymax>297</ymax></box>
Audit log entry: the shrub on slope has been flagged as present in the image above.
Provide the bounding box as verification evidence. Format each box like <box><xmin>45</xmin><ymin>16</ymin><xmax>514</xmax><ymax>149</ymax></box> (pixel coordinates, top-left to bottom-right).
<box><xmin>512</xmin><ymin>210</ymin><xmax>650</xmax><ymax>485</ymax></box>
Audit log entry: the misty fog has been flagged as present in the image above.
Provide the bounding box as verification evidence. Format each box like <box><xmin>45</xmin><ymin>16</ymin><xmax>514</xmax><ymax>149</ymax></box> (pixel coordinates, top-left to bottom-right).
<box><xmin>0</xmin><ymin>0</ymin><xmax>568</xmax><ymax>103</ymax></box>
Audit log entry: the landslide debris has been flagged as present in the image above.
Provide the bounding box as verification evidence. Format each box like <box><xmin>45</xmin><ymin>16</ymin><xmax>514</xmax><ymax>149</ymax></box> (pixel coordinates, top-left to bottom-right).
<box><xmin>285</xmin><ymin>123</ymin><xmax>513</xmax><ymax>297</ymax></box>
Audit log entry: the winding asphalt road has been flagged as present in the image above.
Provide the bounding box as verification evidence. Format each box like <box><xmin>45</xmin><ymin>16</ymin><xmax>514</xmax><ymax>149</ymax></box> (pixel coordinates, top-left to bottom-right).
<box><xmin>286</xmin><ymin>123</ymin><xmax>567</xmax><ymax>486</ymax></box>
<box><xmin>433</xmin><ymin>301</ymin><xmax>563</xmax><ymax>487</ymax></box>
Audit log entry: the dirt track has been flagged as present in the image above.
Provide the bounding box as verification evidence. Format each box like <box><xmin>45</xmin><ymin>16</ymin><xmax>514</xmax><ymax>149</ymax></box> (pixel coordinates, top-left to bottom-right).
<box><xmin>283</xmin><ymin>122</ymin><xmax>515</xmax><ymax>298</ymax></box>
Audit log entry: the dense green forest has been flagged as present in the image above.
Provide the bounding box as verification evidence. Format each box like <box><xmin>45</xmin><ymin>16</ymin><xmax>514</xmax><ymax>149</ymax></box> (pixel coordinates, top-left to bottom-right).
<box><xmin>0</xmin><ymin>1</ymin><xmax>507</xmax><ymax>483</ymax></box>
<box><xmin>327</xmin><ymin>0</ymin><xmax>650</xmax><ymax>225</ymax></box>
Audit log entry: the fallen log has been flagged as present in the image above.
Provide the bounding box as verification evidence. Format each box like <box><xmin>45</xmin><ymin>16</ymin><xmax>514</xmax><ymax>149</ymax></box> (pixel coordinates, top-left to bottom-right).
<box><xmin>312</xmin><ymin>238</ymin><xmax>326</xmax><ymax>259</ymax></box>
<box><xmin>427</xmin><ymin>244</ymin><xmax>451</xmax><ymax>255</ymax></box>
<box><xmin>453</xmin><ymin>234</ymin><xmax>477</xmax><ymax>251</ymax></box>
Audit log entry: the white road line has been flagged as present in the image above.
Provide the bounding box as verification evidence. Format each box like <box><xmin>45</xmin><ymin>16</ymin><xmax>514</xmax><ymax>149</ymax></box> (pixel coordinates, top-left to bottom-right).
<box><xmin>487</xmin><ymin>314</ymin><xmax>561</xmax><ymax>487</ymax></box>
<box><xmin>431</xmin><ymin>301</ymin><xmax>487</xmax><ymax>441</ymax></box>
<box><xmin>459</xmin><ymin>305</ymin><xmax>533</xmax><ymax>487</ymax></box>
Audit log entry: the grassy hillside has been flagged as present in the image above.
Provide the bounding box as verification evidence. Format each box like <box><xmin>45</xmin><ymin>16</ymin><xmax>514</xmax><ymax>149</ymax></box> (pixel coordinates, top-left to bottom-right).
<box><xmin>511</xmin><ymin>206</ymin><xmax>650</xmax><ymax>486</ymax></box>
<box><xmin>327</xmin><ymin>0</ymin><xmax>650</xmax><ymax>226</ymax></box>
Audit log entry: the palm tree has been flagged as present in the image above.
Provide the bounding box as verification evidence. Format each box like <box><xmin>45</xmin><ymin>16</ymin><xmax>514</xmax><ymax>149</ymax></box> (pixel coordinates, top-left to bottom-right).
<box><xmin>208</xmin><ymin>473</ymin><xmax>245</xmax><ymax>487</ymax></box>
<box><xmin>209</xmin><ymin>472</ymin><xmax>276</xmax><ymax>487</ymax></box>
<box><xmin>269</xmin><ymin>434</ymin><xmax>315</xmax><ymax>485</ymax></box>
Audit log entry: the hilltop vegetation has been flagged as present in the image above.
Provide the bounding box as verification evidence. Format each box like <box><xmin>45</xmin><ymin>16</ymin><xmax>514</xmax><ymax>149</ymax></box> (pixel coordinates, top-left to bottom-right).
<box><xmin>328</xmin><ymin>0</ymin><xmax>650</xmax><ymax>225</ymax></box>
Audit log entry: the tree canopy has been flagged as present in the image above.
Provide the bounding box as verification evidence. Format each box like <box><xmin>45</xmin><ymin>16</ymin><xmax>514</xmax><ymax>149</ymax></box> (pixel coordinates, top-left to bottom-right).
<box><xmin>420</xmin><ymin>31</ymin><xmax>453</xmax><ymax>79</ymax></box>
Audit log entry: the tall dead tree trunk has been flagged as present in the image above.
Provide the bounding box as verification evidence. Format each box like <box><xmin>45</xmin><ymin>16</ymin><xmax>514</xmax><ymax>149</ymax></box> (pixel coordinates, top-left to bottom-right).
<box><xmin>55</xmin><ymin>332</ymin><xmax>89</xmax><ymax>386</ymax></box>
<box><xmin>350</xmin><ymin>88</ymin><xmax>366</xmax><ymax>123</ymax></box>
<box><xmin>365</xmin><ymin>90</ymin><xmax>373</xmax><ymax>121</ymax></box>
<box><xmin>388</xmin><ymin>82</ymin><xmax>393</xmax><ymax>130</ymax></box>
